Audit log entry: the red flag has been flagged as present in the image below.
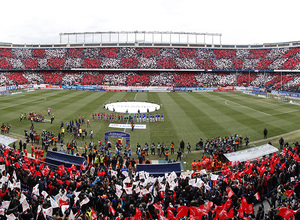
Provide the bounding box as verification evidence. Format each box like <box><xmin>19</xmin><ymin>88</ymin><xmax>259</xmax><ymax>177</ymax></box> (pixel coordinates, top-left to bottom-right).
<box><xmin>98</xmin><ymin>171</ymin><xmax>106</xmax><ymax>176</ymax></box>
<box><xmin>50</xmin><ymin>171</ymin><xmax>54</xmax><ymax>178</ymax></box>
<box><xmin>259</xmin><ymin>166</ymin><xmax>266</xmax><ymax>177</ymax></box>
<box><xmin>57</xmin><ymin>179</ymin><xmax>63</xmax><ymax>185</ymax></box>
<box><xmin>80</xmin><ymin>164</ymin><xmax>85</xmax><ymax>170</ymax></box>
<box><xmin>55</xmin><ymin>169</ymin><xmax>64</xmax><ymax>176</ymax></box>
<box><xmin>39</xmin><ymin>163</ymin><xmax>44</xmax><ymax>170</ymax></box>
<box><xmin>269</xmin><ymin>165</ymin><xmax>275</xmax><ymax>174</ymax></box>
<box><xmin>90</xmin><ymin>207</ymin><xmax>97</xmax><ymax>220</ymax></box>
<box><xmin>226</xmin><ymin>187</ymin><xmax>234</xmax><ymax>198</ymax></box>
<box><xmin>65</xmin><ymin>180</ymin><xmax>71</xmax><ymax>186</ymax></box>
<box><xmin>223</xmin><ymin>198</ymin><xmax>232</xmax><ymax>210</ymax></box>
<box><xmin>189</xmin><ymin>207</ymin><xmax>207</xmax><ymax>218</ymax></box>
<box><xmin>131</xmin><ymin>208</ymin><xmax>142</xmax><ymax>220</ymax></box>
<box><xmin>254</xmin><ymin>192</ymin><xmax>260</xmax><ymax>201</ymax></box>
<box><xmin>227</xmin><ymin>208</ymin><xmax>233</xmax><ymax>219</ymax></box>
<box><xmin>66</xmin><ymin>167</ymin><xmax>72</xmax><ymax>173</ymax></box>
<box><xmin>217</xmin><ymin>209</ymin><xmax>228</xmax><ymax>220</ymax></box>
<box><xmin>294</xmin><ymin>153</ymin><xmax>300</xmax><ymax>162</ymax></box>
<box><xmin>167</xmin><ymin>209</ymin><xmax>176</xmax><ymax>220</ymax></box>
<box><xmin>285</xmin><ymin>190</ymin><xmax>294</xmax><ymax>197</ymax></box>
<box><xmin>71</xmin><ymin>164</ymin><xmax>77</xmax><ymax>171</ymax></box>
<box><xmin>41</xmin><ymin>169</ymin><xmax>49</xmax><ymax>176</ymax></box>
<box><xmin>33</xmin><ymin>159</ymin><xmax>39</xmax><ymax>165</ymax></box>
<box><xmin>238</xmin><ymin>206</ymin><xmax>244</xmax><ymax>218</ymax></box>
<box><xmin>280</xmin><ymin>161</ymin><xmax>286</xmax><ymax>170</ymax></box>
<box><xmin>70</xmin><ymin>172</ymin><xmax>73</xmax><ymax>179</ymax></box>
<box><xmin>30</xmin><ymin>166</ymin><xmax>36</xmax><ymax>172</ymax></box>
<box><xmin>76</xmin><ymin>182</ymin><xmax>81</xmax><ymax>188</ymax></box>
<box><xmin>109</xmin><ymin>203</ymin><xmax>116</xmax><ymax>216</ymax></box>
<box><xmin>5</xmin><ymin>159</ymin><xmax>10</xmax><ymax>166</ymax></box>
<box><xmin>278</xmin><ymin>207</ymin><xmax>295</xmax><ymax>219</ymax></box>
<box><xmin>58</xmin><ymin>164</ymin><xmax>65</xmax><ymax>171</ymax></box>
<box><xmin>176</xmin><ymin>206</ymin><xmax>189</xmax><ymax>219</ymax></box>
<box><xmin>33</xmin><ymin>171</ymin><xmax>41</xmax><ymax>177</ymax></box>
<box><xmin>242</xmin><ymin>197</ymin><xmax>253</xmax><ymax>214</ymax></box>
<box><xmin>14</xmin><ymin>162</ymin><xmax>20</xmax><ymax>168</ymax></box>
<box><xmin>0</xmin><ymin>157</ymin><xmax>3</xmax><ymax>162</ymax></box>
<box><xmin>59</xmin><ymin>199</ymin><xmax>69</xmax><ymax>207</ymax></box>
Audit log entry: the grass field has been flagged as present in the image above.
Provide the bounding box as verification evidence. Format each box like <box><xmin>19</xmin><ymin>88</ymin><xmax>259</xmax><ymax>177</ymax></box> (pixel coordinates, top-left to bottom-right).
<box><xmin>1</xmin><ymin>89</ymin><xmax>300</xmax><ymax>169</ymax></box>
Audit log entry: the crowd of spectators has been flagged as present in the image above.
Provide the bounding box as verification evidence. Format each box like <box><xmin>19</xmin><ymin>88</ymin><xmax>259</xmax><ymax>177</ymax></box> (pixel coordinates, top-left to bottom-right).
<box><xmin>1</xmin><ymin>71</ymin><xmax>300</xmax><ymax>92</ymax></box>
<box><xmin>0</xmin><ymin>134</ymin><xmax>299</xmax><ymax>219</ymax></box>
<box><xmin>1</xmin><ymin>47</ymin><xmax>300</xmax><ymax>71</ymax></box>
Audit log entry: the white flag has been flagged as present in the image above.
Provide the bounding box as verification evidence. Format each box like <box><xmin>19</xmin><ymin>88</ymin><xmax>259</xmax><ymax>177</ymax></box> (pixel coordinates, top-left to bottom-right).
<box><xmin>111</xmin><ymin>170</ymin><xmax>117</xmax><ymax>177</ymax></box>
<box><xmin>42</xmin><ymin>191</ymin><xmax>48</xmax><ymax>199</ymax></box>
<box><xmin>61</xmin><ymin>205</ymin><xmax>69</xmax><ymax>214</ymax></box>
<box><xmin>43</xmin><ymin>207</ymin><xmax>53</xmax><ymax>218</ymax></box>
<box><xmin>32</xmin><ymin>184</ymin><xmax>39</xmax><ymax>196</ymax></box>
<box><xmin>0</xmin><ymin>209</ymin><xmax>4</xmax><ymax>216</ymax></box>
<box><xmin>210</xmin><ymin>174</ymin><xmax>219</xmax><ymax>181</ymax></box>
<box><xmin>74</xmin><ymin>191</ymin><xmax>80</xmax><ymax>197</ymax></box>
<box><xmin>22</xmin><ymin>199</ymin><xmax>30</xmax><ymax>212</ymax></box>
<box><xmin>13</xmin><ymin>181</ymin><xmax>21</xmax><ymax>189</ymax></box>
<box><xmin>6</xmin><ymin>213</ymin><xmax>16</xmax><ymax>220</ymax></box>
<box><xmin>115</xmin><ymin>184</ymin><xmax>122</xmax><ymax>191</ymax></box>
<box><xmin>68</xmin><ymin>210</ymin><xmax>76</xmax><ymax>220</ymax></box>
<box><xmin>180</xmin><ymin>174</ymin><xmax>186</xmax><ymax>179</ymax></box>
<box><xmin>0</xmin><ymin>165</ymin><xmax>5</xmax><ymax>172</ymax></box>
<box><xmin>2</xmin><ymin>201</ymin><xmax>10</xmax><ymax>209</ymax></box>
<box><xmin>116</xmin><ymin>190</ymin><xmax>123</xmax><ymax>198</ymax></box>
<box><xmin>157</xmin><ymin>176</ymin><xmax>163</xmax><ymax>183</ymax></box>
<box><xmin>123</xmin><ymin>177</ymin><xmax>130</xmax><ymax>184</ymax></box>
<box><xmin>124</xmin><ymin>187</ymin><xmax>132</xmax><ymax>195</ymax></box>
<box><xmin>153</xmin><ymin>188</ymin><xmax>157</xmax><ymax>197</ymax></box>
<box><xmin>50</xmin><ymin>197</ymin><xmax>59</xmax><ymax>208</ymax></box>
<box><xmin>189</xmin><ymin>179</ymin><xmax>196</xmax><ymax>186</ymax></box>
<box><xmin>122</xmin><ymin>171</ymin><xmax>128</xmax><ymax>177</ymax></box>
<box><xmin>80</xmin><ymin>197</ymin><xmax>90</xmax><ymax>206</ymax></box>
<box><xmin>134</xmin><ymin>187</ymin><xmax>140</xmax><ymax>194</ymax></box>
<box><xmin>141</xmin><ymin>188</ymin><xmax>149</xmax><ymax>195</ymax></box>
<box><xmin>8</xmin><ymin>181</ymin><xmax>13</xmax><ymax>190</ymax></box>
<box><xmin>13</xmin><ymin>171</ymin><xmax>17</xmax><ymax>181</ymax></box>
<box><xmin>200</xmin><ymin>170</ymin><xmax>207</xmax><ymax>175</ymax></box>
<box><xmin>20</xmin><ymin>193</ymin><xmax>27</xmax><ymax>204</ymax></box>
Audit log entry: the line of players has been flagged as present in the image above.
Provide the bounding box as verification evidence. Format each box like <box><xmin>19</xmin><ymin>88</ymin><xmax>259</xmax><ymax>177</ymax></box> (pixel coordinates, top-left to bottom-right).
<box><xmin>92</xmin><ymin>113</ymin><xmax>164</xmax><ymax>123</ymax></box>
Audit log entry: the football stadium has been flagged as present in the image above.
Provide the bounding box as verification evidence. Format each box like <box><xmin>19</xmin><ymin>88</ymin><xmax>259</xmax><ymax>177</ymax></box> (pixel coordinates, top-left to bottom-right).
<box><xmin>0</xmin><ymin>30</ymin><xmax>300</xmax><ymax>219</ymax></box>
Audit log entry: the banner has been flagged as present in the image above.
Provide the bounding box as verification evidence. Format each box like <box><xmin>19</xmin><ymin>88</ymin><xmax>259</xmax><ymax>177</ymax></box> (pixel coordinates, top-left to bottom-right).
<box><xmin>109</xmin><ymin>124</ymin><xmax>146</xmax><ymax>129</ymax></box>
<box><xmin>224</xmin><ymin>144</ymin><xmax>278</xmax><ymax>162</ymax></box>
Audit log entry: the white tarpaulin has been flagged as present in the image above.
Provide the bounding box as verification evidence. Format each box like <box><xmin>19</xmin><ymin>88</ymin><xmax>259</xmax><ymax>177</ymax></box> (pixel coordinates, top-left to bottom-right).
<box><xmin>0</xmin><ymin>135</ymin><xmax>18</xmax><ymax>146</ymax></box>
<box><xmin>223</xmin><ymin>144</ymin><xmax>278</xmax><ymax>162</ymax></box>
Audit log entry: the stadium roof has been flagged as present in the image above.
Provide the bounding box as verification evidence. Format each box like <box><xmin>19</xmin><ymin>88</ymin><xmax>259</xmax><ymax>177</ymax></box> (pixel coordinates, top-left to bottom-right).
<box><xmin>0</xmin><ymin>31</ymin><xmax>300</xmax><ymax>49</ymax></box>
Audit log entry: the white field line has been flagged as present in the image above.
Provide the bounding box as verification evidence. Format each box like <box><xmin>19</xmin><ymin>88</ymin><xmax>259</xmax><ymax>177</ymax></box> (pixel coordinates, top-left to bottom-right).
<box><xmin>0</xmin><ymin>97</ymin><xmax>47</xmax><ymax>110</ymax></box>
<box><xmin>134</xmin><ymin>92</ymin><xmax>138</xmax><ymax>101</ymax></box>
<box><xmin>270</xmin><ymin>109</ymin><xmax>299</xmax><ymax>116</ymax></box>
<box><xmin>256</xmin><ymin>99</ymin><xmax>288</xmax><ymax>106</ymax></box>
<box><xmin>224</xmin><ymin>100</ymin><xmax>272</xmax><ymax>116</ymax></box>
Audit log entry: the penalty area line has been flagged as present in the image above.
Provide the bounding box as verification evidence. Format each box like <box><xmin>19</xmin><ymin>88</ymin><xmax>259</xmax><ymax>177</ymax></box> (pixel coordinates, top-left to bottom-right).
<box><xmin>224</xmin><ymin>100</ymin><xmax>271</xmax><ymax>117</ymax></box>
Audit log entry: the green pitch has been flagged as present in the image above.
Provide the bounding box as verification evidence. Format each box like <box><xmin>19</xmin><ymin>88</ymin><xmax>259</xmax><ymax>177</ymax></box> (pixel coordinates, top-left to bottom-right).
<box><xmin>1</xmin><ymin>90</ymin><xmax>300</xmax><ymax>169</ymax></box>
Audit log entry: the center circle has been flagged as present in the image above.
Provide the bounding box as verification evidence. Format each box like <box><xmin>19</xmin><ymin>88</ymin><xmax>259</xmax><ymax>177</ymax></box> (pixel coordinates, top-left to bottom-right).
<box><xmin>105</xmin><ymin>102</ymin><xmax>160</xmax><ymax>113</ymax></box>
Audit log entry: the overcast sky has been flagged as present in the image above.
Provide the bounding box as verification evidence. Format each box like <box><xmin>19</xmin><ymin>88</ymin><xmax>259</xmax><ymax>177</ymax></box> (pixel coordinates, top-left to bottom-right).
<box><xmin>1</xmin><ymin>0</ymin><xmax>299</xmax><ymax>45</ymax></box>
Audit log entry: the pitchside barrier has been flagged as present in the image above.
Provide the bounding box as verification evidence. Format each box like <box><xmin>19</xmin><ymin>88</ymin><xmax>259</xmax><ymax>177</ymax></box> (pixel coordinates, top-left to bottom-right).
<box><xmin>45</xmin><ymin>151</ymin><xmax>88</xmax><ymax>170</ymax></box>
<box><xmin>136</xmin><ymin>162</ymin><xmax>181</xmax><ymax>177</ymax></box>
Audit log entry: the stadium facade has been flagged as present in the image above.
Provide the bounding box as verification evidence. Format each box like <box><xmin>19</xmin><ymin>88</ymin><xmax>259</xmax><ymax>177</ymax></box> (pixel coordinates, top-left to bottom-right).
<box><xmin>0</xmin><ymin>31</ymin><xmax>300</xmax><ymax>93</ymax></box>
